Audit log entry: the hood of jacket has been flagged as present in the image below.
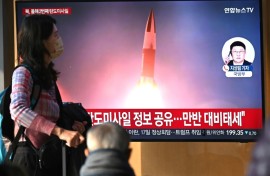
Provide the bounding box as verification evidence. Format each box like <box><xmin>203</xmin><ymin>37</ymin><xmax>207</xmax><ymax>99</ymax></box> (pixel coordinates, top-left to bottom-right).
<box><xmin>80</xmin><ymin>149</ymin><xmax>135</xmax><ymax>176</ymax></box>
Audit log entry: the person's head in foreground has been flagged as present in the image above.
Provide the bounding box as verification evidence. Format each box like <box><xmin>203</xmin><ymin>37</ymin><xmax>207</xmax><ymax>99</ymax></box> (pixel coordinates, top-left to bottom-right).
<box><xmin>80</xmin><ymin>122</ymin><xmax>135</xmax><ymax>176</ymax></box>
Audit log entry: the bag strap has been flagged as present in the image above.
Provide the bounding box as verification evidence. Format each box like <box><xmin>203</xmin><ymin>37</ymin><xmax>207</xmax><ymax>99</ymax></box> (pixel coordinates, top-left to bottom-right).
<box><xmin>54</xmin><ymin>82</ymin><xmax>63</xmax><ymax>109</ymax></box>
<box><xmin>52</xmin><ymin>82</ymin><xmax>68</xmax><ymax>176</ymax></box>
<box><xmin>4</xmin><ymin>64</ymin><xmax>41</xmax><ymax>163</ymax></box>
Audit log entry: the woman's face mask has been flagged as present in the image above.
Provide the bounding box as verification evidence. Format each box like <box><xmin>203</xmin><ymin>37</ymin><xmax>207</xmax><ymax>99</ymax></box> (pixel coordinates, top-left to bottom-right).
<box><xmin>44</xmin><ymin>24</ymin><xmax>64</xmax><ymax>63</ymax></box>
<box><xmin>50</xmin><ymin>37</ymin><xmax>64</xmax><ymax>60</ymax></box>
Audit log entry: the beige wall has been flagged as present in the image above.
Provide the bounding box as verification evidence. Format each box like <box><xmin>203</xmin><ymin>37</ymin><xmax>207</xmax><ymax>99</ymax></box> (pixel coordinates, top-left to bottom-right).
<box><xmin>263</xmin><ymin>0</ymin><xmax>270</xmax><ymax>117</ymax></box>
<box><xmin>5</xmin><ymin>0</ymin><xmax>270</xmax><ymax>176</ymax></box>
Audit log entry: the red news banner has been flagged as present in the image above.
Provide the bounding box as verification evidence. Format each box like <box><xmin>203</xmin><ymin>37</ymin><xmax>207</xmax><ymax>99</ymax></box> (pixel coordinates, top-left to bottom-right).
<box><xmin>88</xmin><ymin>109</ymin><xmax>262</xmax><ymax>129</ymax></box>
<box><xmin>22</xmin><ymin>8</ymin><xmax>72</xmax><ymax>15</ymax></box>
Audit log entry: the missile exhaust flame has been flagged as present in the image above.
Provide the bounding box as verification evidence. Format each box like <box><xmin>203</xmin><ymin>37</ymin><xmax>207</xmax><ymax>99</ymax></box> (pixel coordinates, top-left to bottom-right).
<box><xmin>125</xmin><ymin>9</ymin><xmax>164</xmax><ymax>108</ymax></box>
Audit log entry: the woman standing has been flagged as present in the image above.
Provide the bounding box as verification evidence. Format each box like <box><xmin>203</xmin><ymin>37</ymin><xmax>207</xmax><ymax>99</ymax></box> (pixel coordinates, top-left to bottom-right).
<box><xmin>10</xmin><ymin>14</ymin><xmax>85</xmax><ymax>176</ymax></box>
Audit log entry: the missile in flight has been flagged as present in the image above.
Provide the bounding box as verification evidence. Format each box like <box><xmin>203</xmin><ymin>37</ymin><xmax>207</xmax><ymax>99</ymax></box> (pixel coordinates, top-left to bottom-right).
<box><xmin>126</xmin><ymin>9</ymin><xmax>163</xmax><ymax>108</ymax></box>
<box><xmin>139</xmin><ymin>9</ymin><xmax>156</xmax><ymax>85</ymax></box>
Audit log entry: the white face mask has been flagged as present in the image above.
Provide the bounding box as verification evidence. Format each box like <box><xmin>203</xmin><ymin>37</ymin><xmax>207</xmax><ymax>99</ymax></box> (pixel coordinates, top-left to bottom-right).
<box><xmin>50</xmin><ymin>37</ymin><xmax>64</xmax><ymax>60</ymax></box>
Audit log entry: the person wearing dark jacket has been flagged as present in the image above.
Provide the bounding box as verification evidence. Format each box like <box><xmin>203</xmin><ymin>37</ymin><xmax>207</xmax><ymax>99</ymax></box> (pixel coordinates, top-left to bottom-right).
<box><xmin>80</xmin><ymin>122</ymin><xmax>135</xmax><ymax>176</ymax></box>
<box><xmin>247</xmin><ymin>119</ymin><xmax>270</xmax><ymax>176</ymax></box>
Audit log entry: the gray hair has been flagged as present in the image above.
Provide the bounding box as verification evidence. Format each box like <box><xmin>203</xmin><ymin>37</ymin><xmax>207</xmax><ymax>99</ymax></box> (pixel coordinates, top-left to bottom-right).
<box><xmin>86</xmin><ymin>122</ymin><xmax>130</xmax><ymax>153</ymax></box>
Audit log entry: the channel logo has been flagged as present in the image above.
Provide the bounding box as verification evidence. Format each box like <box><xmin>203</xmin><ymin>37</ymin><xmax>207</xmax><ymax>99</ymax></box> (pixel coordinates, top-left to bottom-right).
<box><xmin>224</xmin><ymin>7</ymin><xmax>254</xmax><ymax>14</ymax></box>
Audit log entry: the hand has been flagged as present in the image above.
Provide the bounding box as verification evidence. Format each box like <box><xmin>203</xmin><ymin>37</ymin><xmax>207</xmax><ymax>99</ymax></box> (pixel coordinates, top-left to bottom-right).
<box><xmin>224</xmin><ymin>56</ymin><xmax>230</xmax><ymax>65</ymax></box>
<box><xmin>52</xmin><ymin>126</ymin><xmax>85</xmax><ymax>148</ymax></box>
<box><xmin>72</xmin><ymin>120</ymin><xmax>88</xmax><ymax>134</ymax></box>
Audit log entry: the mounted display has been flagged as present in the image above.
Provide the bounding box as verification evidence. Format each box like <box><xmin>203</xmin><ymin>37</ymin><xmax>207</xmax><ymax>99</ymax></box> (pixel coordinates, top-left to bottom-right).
<box><xmin>15</xmin><ymin>0</ymin><xmax>264</xmax><ymax>142</ymax></box>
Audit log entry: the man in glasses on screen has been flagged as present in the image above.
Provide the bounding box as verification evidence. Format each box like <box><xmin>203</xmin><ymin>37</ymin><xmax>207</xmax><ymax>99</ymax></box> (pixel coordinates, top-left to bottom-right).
<box><xmin>227</xmin><ymin>41</ymin><xmax>252</xmax><ymax>66</ymax></box>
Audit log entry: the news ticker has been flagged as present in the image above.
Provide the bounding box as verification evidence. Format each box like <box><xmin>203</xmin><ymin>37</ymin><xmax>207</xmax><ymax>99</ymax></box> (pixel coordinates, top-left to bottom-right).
<box><xmin>87</xmin><ymin>109</ymin><xmax>262</xmax><ymax>129</ymax></box>
<box><xmin>127</xmin><ymin>129</ymin><xmax>260</xmax><ymax>140</ymax></box>
<box><xmin>128</xmin><ymin>129</ymin><xmax>258</xmax><ymax>136</ymax></box>
<box><xmin>127</xmin><ymin>129</ymin><xmax>258</xmax><ymax>136</ymax></box>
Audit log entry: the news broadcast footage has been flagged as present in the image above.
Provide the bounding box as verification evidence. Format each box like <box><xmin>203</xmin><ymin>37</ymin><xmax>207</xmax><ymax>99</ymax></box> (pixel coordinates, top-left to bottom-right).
<box><xmin>16</xmin><ymin>0</ymin><xmax>264</xmax><ymax>141</ymax></box>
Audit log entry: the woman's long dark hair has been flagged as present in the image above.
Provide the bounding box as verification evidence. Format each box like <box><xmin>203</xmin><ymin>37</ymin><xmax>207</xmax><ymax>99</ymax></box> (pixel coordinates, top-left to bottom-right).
<box><xmin>17</xmin><ymin>15</ymin><xmax>60</xmax><ymax>90</ymax></box>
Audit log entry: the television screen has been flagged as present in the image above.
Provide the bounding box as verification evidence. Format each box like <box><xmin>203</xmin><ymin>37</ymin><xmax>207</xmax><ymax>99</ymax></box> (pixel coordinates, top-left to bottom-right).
<box><xmin>15</xmin><ymin>0</ymin><xmax>264</xmax><ymax>142</ymax></box>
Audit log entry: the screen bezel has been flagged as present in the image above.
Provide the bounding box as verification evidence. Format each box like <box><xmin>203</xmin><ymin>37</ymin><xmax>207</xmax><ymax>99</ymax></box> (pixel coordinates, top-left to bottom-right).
<box><xmin>14</xmin><ymin>0</ymin><xmax>265</xmax><ymax>142</ymax></box>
